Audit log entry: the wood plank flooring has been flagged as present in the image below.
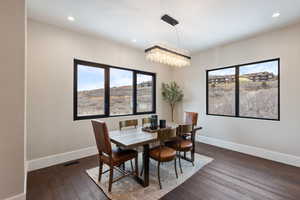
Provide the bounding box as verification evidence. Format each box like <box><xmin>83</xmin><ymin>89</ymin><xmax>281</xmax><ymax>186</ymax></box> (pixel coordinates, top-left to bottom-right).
<box><xmin>27</xmin><ymin>143</ymin><xmax>300</xmax><ymax>200</ymax></box>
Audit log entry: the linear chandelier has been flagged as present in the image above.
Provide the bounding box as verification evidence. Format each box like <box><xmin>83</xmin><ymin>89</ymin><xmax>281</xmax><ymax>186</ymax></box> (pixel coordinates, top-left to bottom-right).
<box><xmin>145</xmin><ymin>14</ymin><xmax>191</xmax><ymax>68</ymax></box>
<box><xmin>145</xmin><ymin>45</ymin><xmax>191</xmax><ymax>68</ymax></box>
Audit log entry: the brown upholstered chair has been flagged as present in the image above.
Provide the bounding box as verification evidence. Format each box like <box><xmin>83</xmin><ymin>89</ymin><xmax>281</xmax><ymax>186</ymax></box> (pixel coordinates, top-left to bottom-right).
<box><xmin>141</xmin><ymin>117</ymin><xmax>151</xmax><ymax>127</ymax></box>
<box><xmin>91</xmin><ymin>120</ymin><xmax>138</xmax><ymax>192</ymax></box>
<box><xmin>184</xmin><ymin>112</ymin><xmax>200</xmax><ymax>161</ymax></box>
<box><xmin>185</xmin><ymin>112</ymin><xmax>198</xmax><ymax>130</ymax></box>
<box><xmin>141</xmin><ymin>128</ymin><xmax>178</xmax><ymax>189</ymax></box>
<box><xmin>167</xmin><ymin>124</ymin><xmax>194</xmax><ymax>173</ymax></box>
<box><xmin>119</xmin><ymin>119</ymin><xmax>138</xmax><ymax>130</ymax></box>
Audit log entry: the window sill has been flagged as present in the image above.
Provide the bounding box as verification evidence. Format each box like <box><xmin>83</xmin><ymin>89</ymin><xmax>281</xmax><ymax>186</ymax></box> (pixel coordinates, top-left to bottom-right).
<box><xmin>74</xmin><ymin>111</ymin><xmax>156</xmax><ymax>121</ymax></box>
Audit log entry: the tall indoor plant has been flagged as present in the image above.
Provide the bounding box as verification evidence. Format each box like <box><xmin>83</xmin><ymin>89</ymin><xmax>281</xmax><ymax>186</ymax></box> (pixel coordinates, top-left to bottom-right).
<box><xmin>161</xmin><ymin>81</ymin><xmax>184</xmax><ymax>122</ymax></box>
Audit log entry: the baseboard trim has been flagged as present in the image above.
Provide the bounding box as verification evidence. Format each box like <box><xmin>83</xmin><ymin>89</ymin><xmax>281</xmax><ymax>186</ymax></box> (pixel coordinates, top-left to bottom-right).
<box><xmin>5</xmin><ymin>193</ymin><xmax>26</xmax><ymax>200</ymax></box>
<box><xmin>27</xmin><ymin>136</ymin><xmax>300</xmax><ymax>171</ymax></box>
<box><xmin>197</xmin><ymin>135</ymin><xmax>300</xmax><ymax>168</ymax></box>
<box><xmin>27</xmin><ymin>146</ymin><xmax>98</xmax><ymax>171</ymax></box>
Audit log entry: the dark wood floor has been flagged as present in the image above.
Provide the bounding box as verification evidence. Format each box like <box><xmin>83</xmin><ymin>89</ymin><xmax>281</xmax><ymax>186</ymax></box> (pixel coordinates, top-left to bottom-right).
<box><xmin>27</xmin><ymin>143</ymin><xmax>300</xmax><ymax>200</ymax></box>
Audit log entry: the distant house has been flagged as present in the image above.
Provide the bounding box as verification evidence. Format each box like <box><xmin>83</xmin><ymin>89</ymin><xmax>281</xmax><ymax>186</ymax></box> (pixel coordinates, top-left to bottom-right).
<box><xmin>209</xmin><ymin>75</ymin><xmax>235</xmax><ymax>84</ymax></box>
<box><xmin>209</xmin><ymin>72</ymin><xmax>276</xmax><ymax>84</ymax></box>
<box><xmin>138</xmin><ymin>81</ymin><xmax>152</xmax><ymax>87</ymax></box>
<box><xmin>245</xmin><ymin>72</ymin><xmax>276</xmax><ymax>82</ymax></box>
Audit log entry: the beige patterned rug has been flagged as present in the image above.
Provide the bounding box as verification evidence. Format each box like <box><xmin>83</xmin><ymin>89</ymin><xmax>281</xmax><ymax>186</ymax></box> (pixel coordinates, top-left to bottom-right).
<box><xmin>86</xmin><ymin>153</ymin><xmax>213</xmax><ymax>200</ymax></box>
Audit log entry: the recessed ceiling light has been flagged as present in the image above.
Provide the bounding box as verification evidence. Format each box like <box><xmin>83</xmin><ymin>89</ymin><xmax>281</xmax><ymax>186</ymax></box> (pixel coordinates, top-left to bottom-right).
<box><xmin>272</xmin><ymin>12</ymin><xmax>280</xmax><ymax>18</ymax></box>
<box><xmin>132</xmin><ymin>39</ymin><xmax>137</xmax><ymax>43</ymax></box>
<box><xmin>68</xmin><ymin>16</ymin><xmax>75</xmax><ymax>21</ymax></box>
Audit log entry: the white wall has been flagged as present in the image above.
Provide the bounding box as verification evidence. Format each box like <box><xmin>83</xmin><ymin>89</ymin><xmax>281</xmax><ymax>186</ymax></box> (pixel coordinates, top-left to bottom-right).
<box><xmin>27</xmin><ymin>20</ymin><xmax>173</xmax><ymax>161</ymax></box>
<box><xmin>0</xmin><ymin>0</ymin><xmax>26</xmax><ymax>199</ymax></box>
<box><xmin>173</xmin><ymin>22</ymin><xmax>300</xmax><ymax>158</ymax></box>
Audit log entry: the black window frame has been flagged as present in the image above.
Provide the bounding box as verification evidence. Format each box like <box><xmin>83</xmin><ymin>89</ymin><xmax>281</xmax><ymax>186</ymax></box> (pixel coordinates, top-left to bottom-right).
<box><xmin>74</xmin><ymin>59</ymin><xmax>156</xmax><ymax>120</ymax></box>
<box><xmin>206</xmin><ymin>58</ymin><xmax>280</xmax><ymax>121</ymax></box>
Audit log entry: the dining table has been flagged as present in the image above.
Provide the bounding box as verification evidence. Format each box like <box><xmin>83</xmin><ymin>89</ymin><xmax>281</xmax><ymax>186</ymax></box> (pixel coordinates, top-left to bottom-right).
<box><xmin>109</xmin><ymin>124</ymin><xmax>202</xmax><ymax>187</ymax></box>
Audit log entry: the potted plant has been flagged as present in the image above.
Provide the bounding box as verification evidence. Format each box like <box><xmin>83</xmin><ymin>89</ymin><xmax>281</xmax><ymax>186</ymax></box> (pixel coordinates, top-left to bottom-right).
<box><xmin>161</xmin><ymin>81</ymin><xmax>184</xmax><ymax>122</ymax></box>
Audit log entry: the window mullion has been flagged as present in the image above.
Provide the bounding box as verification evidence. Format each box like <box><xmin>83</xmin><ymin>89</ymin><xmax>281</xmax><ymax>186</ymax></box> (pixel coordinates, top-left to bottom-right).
<box><xmin>235</xmin><ymin>66</ymin><xmax>240</xmax><ymax>117</ymax></box>
<box><xmin>152</xmin><ymin>74</ymin><xmax>156</xmax><ymax>113</ymax></box>
<box><xmin>105</xmin><ymin>67</ymin><xmax>110</xmax><ymax>116</ymax></box>
<box><xmin>73</xmin><ymin>61</ymin><xmax>78</xmax><ymax>120</ymax></box>
<box><xmin>133</xmin><ymin>71</ymin><xmax>137</xmax><ymax>115</ymax></box>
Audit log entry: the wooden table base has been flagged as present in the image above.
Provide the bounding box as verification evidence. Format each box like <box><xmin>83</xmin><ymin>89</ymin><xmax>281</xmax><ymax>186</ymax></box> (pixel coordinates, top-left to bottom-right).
<box><xmin>133</xmin><ymin>144</ymin><xmax>150</xmax><ymax>187</ymax></box>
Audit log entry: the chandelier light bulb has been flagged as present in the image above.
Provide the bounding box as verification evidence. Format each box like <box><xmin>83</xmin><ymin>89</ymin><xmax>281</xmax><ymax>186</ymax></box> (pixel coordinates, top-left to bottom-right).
<box><xmin>145</xmin><ymin>45</ymin><xmax>191</xmax><ymax>68</ymax></box>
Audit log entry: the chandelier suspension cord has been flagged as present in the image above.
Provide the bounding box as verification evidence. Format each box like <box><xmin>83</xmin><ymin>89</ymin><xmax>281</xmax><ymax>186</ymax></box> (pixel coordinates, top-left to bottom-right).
<box><xmin>159</xmin><ymin>0</ymin><xmax>181</xmax><ymax>49</ymax></box>
<box><xmin>174</xmin><ymin>25</ymin><xmax>181</xmax><ymax>49</ymax></box>
<box><xmin>144</xmin><ymin>0</ymin><xmax>190</xmax><ymax>67</ymax></box>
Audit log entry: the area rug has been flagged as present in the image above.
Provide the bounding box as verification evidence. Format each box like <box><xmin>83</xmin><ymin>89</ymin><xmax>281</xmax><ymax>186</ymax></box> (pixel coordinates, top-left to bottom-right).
<box><xmin>86</xmin><ymin>153</ymin><xmax>213</xmax><ymax>200</ymax></box>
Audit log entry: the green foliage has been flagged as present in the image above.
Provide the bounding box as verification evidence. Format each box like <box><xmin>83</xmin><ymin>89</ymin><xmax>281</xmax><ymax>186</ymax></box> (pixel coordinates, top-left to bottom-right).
<box><xmin>161</xmin><ymin>82</ymin><xmax>183</xmax><ymax>121</ymax></box>
<box><xmin>261</xmin><ymin>81</ymin><xmax>269</xmax><ymax>89</ymax></box>
<box><xmin>162</xmin><ymin>82</ymin><xmax>183</xmax><ymax>106</ymax></box>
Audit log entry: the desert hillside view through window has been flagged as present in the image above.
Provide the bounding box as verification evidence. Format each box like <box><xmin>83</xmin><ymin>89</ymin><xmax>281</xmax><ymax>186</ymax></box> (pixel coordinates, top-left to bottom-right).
<box><xmin>109</xmin><ymin>68</ymin><xmax>133</xmax><ymax>116</ymax></box>
<box><xmin>208</xmin><ymin>67</ymin><xmax>236</xmax><ymax>116</ymax></box>
<box><xmin>77</xmin><ymin>65</ymin><xmax>105</xmax><ymax>116</ymax></box>
<box><xmin>137</xmin><ymin>74</ymin><xmax>153</xmax><ymax>113</ymax></box>
<box><xmin>208</xmin><ymin>59</ymin><xmax>279</xmax><ymax>120</ymax></box>
<box><xmin>76</xmin><ymin>63</ymin><xmax>154</xmax><ymax>118</ymax></box>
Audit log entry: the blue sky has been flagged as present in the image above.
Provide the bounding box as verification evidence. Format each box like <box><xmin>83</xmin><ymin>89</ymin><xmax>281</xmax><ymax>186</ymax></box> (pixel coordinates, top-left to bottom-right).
<box><xmin>78</xmin><ymin>65</ymin><xmax>104</xmax><ymax>91</ymax></box>
<box><xmin>78</xmin><ymin>65</ymin><xmax>152</xmax><ymax>91</ymax></box>
<box><xmin>240</xmin><ymin>60</ymin><xmax>278</xmax><ymax>75</ymax></box>
<box><xmin>209</xmin><ymin>67</ymin><xmax>235</xmax><ymax>76</ymax></box>
<box><xmin>110</xmin><ymin>68</ymin><xmax>132</xmax><ymax>87</ymax></box>
<box><xmin>209</xmin><ymin>60</ymin><xmax>278</xmax><ymax>76</ymax></box>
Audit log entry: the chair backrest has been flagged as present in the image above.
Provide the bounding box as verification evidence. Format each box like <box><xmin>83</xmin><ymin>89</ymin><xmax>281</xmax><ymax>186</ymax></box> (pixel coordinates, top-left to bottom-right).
<box><xmin>91</xmin><ymin>120</ymin><xmax>112</xmax><ymax>156</ymax></box>
<box><xmin>157</xmin><ymin>128</ymin><xmax>177</xmax><ymax>143</ymax></box>
<box><xmin>177</xmin><ymin>124</ymin><xmax>193</xmax><ymax>137</ymax></box>
<box><xmin>142</xmin><ymin>117</ymin><xmax>151</xmax><ymax>127</ymax></box>
<box><xmin>119</xmin><ymin>119</ymin><xmax>138</xmax><ymax>130</ymax></box>
<box><xmin>185</xmin><ymin>112</ymin><xmax>198</xmax><ymax>127</ymax></box>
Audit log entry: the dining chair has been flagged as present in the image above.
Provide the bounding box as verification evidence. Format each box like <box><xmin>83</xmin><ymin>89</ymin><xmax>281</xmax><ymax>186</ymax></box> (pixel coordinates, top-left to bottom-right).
<box><xmin>141</xmin><ymin>117</ymin><xmax>151</xmax><ymax>127</ymax></box>
<box><xmin>185</xmin><ymin>111</ymin><xmax>198</xmax><ymax>129</ymax></box>
<box><xmin>119</xmin><ymin>119</ymin><xmax>139</xmax><ymax>170</ymax></box>
<box><xmin>183</xmin><ymin>112</ymin><xmax>199</xmax><ymax>159</ymax></box>
<box><xmin>119</xmin><ymin>119</ymin><xmax>138</xmax><ymax>130</ymax></box>
<box><xmin>167</xmin><ymin>124</ymin><xmax>194</xmax><ymax>174</ymax></box>
<box><xmin>91</xmin><ymin>120</ymin><xmax>138</xmax><ymax>192</ymax></box>
<box><xmin>141</xmin><ymin>128</ymin><xmax>178</xmax><ymax>189</ymax></box>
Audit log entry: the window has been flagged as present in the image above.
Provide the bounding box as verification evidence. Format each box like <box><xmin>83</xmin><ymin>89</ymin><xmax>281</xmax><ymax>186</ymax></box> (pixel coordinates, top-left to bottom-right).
<box><xmin>239</xmin><ymin>61</ymin><xmax>279</xmax><ymax>119</ymax></box>
<box><xmin>77</xmin><ymin>65</ymin><xmax>105</xmax><ymax>117</ymax></box>
<box><xmin>207</xmin><ymin>67</ymin><xmax>236</xmax><ymax>116</ymax></box>
<box><xmin>74</xmin><ymin>59</ymin><xmax>156</xmax><ymax>120</ymax></box>
<box><xmin>110</xmin><ymin>68</ymin><xmax>133</xmax><ymax>115</ymax></box>
<box><xmin>137</xmin><ymin>73</ymin><xmax>154</xmax><ymax>113</ymax></box>
<box><xmin>207</xmin><ymin>58</ymin><xmax>280</xmax><ymax>120</ymax></box>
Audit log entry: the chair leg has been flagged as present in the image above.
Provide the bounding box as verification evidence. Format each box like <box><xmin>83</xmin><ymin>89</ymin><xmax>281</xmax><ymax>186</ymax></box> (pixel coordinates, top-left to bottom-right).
<box><xmin>178</xmin><ymin>152</ymin><xmax>183</xmax><ymax>174</ymax></box>
<box><xmin>140</xmin><ymin>165</ymin><xmax>144</xmax><ymax>176</ymax></box>
<box><xmin>122</xmin><ymin>162</ymin><xmax>125</xmax><ymax>170</ymax></box>
<box><xmin>108</xmin><ymin>166</ymin><xmax>114</xmax><ymax>192</ymax></box>
<box><xmin>98</xmin><ymin>160</ymin><xmax>103</xmax><ymax>182</ymax></box>
<box><xmin>135</xmin><ymin>156</ymin><xmax>139</xmax><ymax>176</ymax></box>
<box><xmin>191</xmin><ymin>150</ymin><xmax>195</xmax><ymax>166</ymax></box>
<box><xmin>130</xmin><ymin>160</ymin><xmax>134</xmax><ymax>172</ymax></box>
<box><xmin>191</xmin><ymin>151</ymin><xmax>195</xmax><ymax>166</ymax></box>
<box><xmin>157</xmin><ymin>161</ymin><xmax>162</xmax><ymax>189</ymax></box>
<box><xmin>174</xmin><ymin>158</ymin><xmax>178</xmax><ymax>179</ymax></box>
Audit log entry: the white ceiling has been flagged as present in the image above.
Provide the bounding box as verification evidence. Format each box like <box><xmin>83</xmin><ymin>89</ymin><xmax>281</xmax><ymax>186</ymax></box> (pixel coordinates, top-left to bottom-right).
<box><xmin>27</xmin><ymin>0</ymin><xmax>300</xmax><ymax>53</ymax></box>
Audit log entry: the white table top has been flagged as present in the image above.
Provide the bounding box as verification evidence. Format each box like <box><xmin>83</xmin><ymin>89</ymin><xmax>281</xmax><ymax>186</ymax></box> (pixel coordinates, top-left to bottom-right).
<box><xmin>109</xmin><ymin>127</ymin><xmax>158</xmax><ymax>148</ymax></box>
